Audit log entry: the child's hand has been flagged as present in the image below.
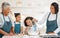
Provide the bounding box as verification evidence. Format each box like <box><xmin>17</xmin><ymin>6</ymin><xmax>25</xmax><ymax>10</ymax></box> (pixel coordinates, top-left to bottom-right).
<box><xmin>4</xmin><ymin>33</ymin><xmax>10</xmax><ymax>36</ymax></box>
<box><xmin>9</xmin><ymin>32</ymin><xmax>14</xmax><ymax>36</ymax></box>
<box><xmin>32</xmin><ymin>18</ymin><xmax>38</xmax><ymax>22</ymax></box>
<box><xmin>18</xmin><ymin>34</ymin><xmax>23</xmax><ymax>36</ymax></box>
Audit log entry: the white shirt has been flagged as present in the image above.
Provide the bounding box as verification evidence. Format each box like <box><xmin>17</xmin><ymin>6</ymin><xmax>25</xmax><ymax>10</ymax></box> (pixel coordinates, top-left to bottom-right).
<box><xmin>28</xmin><ymin>24</ymin><xmax>39</xmax><ymax>35</ymax></box>
<box><xmin>37</xmin><ymin>12</ymin><xmax>60</xmax><ymax>34</ymax></box>
<box><xmin>4</xmin><ymin>16</ymin><xmax>10</xmax><ymax>22</ymax></box>
<box><xmin>0</xmin><ymin>13</ymin><xmax>13</xmax><ymax>28</ymax></box>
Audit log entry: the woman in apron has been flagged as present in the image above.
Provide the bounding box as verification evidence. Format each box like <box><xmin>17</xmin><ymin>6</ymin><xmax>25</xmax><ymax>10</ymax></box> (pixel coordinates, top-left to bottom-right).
<box><xmin>0</xmin><ymin>2</ymin><xmax>14</xmax><ymax>38</ymax></box>
<box><xmin>33</xmin><ymin>2</ymin><xmax>60</xmax><ymax>36</ymax></box>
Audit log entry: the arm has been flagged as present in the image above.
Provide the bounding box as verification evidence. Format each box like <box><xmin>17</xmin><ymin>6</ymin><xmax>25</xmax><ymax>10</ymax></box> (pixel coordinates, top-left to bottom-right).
<box><xmin>10</xmin><ymin>26</ymin><xmax>14</xmax><ymax>33</ymax></box>
<box><xmin>33</xmin><ymin>12</ymin><xmax>49</xmax><ymax>25</ymax></box>
<box><xmin>0</xmin><ymin>29</ymin><xmax>8</xmax><ymax>35</ymax></box>
<box><xmin>24</xmin><ymin>27</ymin><xmax>28</xmax><ymax>35</ymax></box>
<box><xmin>35</xmin><ymin>22</ymin><xmax>44</xmax><ymax>30</ymax></box>
<box><xmin>0</xmin><ymin>16</ymin><xmax>9</xmax><ymax>35</ymax></box>
<box><xmin>54</xmin><ymin>28</ymin><xmax>60</xmax><ymax>34</ymax></box>
<box><xmin>20</xmin><ymin>26</ymin><xmax>24</xmax><ymax>34</ymax></box>
<box><xmin>18</xmin><ymin>26</ymin><xmax>24</xmax><ymax>36</ymax></box>
<box><xmin>38</xmin><ymin>12</ymin><xmax>49</xmax><ymax>25</ymax></box>
<box><xmin>54</xmin><ymin>13</ymin><xmax>60</xmax><ymax>34</ymax></box>
<box><xmin>9</xmin><ymin>26</ymin><xmax>14</xmax><ymax>35</ymax></box>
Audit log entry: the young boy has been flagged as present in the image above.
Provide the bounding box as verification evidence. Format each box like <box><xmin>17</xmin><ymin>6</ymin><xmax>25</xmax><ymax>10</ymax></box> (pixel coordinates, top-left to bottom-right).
<box><xmin>14</xmin><ymin>13</ymin><xmax>23</xmax><ymax>35</ymax></box>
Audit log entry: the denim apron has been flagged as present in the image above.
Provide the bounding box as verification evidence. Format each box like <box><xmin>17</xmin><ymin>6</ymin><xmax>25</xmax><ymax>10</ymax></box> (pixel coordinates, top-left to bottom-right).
<box><xmin>46</xmin><ymin>13</ymin><xmax>58</xmax><ymax>38</ymax></box>
<box><xmin>14</xmin><ymin>22</ymin><xmax>21</xmax><ymax>34</ymax></box>
<box><xmin>46</xmin><ymin>13</ymin><xmax>58</xmax><ymax>33</ymax></box>
<box><xmin>0</xmin><ymin>15</ymin><xmax>12</xmax><ymax>38</ymax></box>
<box><xmin>57</xmin><ymin>32</ymin><xmax>60</xmax><ymax>36</ymax></box>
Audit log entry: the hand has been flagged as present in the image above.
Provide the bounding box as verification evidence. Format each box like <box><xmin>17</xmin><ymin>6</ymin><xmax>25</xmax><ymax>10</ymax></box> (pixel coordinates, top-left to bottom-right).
<box><xmin>9</xmin><ymin>32</ymin><xmax>14</xmax><ymax>36</ymax></box>
<box><xmin>18</xmin><ymin>34</ymin><xmax>23</xmax><ymax>36</ymax></box>
<box><xmin>4</xmin><ymin>33</ymin><xmax>10</xmax><ymax>36</ymax></box>
<box><xmin>48</xmin><ymin>32</ymin><xmax>55</xmax><ymax>34</ymax></box>
<box><xmin>32</xmin><ymin>18</ymin><xmax>38</xmax><ymax>22</ymax></box>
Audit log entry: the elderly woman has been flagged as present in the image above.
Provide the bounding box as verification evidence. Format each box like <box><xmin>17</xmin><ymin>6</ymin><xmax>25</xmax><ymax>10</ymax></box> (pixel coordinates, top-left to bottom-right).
<box><xmin>0</xmin><ymin>2</ymin><xmax>14</xmax><ymax>38</ymax></box>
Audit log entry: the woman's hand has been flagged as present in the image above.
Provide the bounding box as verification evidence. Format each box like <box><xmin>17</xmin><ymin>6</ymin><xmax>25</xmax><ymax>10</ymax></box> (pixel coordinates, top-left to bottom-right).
<box><xmin>48</xmin><ymin>32</ymin><xmax>56</xmax><ymax>34</ymax></box>
<box><xmin>4</xmin><ymin>33</ymin><xmax>10</xmax><ymax>36</ymax></box>
<box><xmin>4</xmin><ymin>33</ymin><xmax>14</xmax><ymax>36</ymax></box>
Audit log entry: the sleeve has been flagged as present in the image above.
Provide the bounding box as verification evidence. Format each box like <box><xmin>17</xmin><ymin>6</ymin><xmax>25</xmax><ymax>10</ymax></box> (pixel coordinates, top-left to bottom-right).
<box><xmin>35</xmin><ymin>22</ymin><xmax>44</xmax><ymax>30</ymax></box>
<box><xmin>37</xmin><ymin>12</ymin><xmax>49</xmax><ymax>25</ymax></box>
<box><xmin>54</xmin><ymin>27</ymin><xmax>60</xmax><ymax>33</ymax></box>
<box><xmin>0</xmin><ymin>15</ymin><xmax>4</xmax><ymax>28</ymax></box>
<box><xmin>54</xmin><ymin>13</ymin><xmax>60</xmax><ymax>33</ymax></box>
<box><xmin>9</xmin><ymin>12</ymin><xmax>15</xmax><ymax>27</ymax></box>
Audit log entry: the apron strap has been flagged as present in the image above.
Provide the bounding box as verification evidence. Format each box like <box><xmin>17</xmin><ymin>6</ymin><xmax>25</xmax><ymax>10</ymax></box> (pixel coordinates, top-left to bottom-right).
<box><xmin>56</xmin><ymin>13</ymin><xmax>58</xmax><ymax>21</ymax></box>
<box><xmin>47</xmin><ymin>13</ymin><xmax>51</xmax><ymax>20</ymax></box>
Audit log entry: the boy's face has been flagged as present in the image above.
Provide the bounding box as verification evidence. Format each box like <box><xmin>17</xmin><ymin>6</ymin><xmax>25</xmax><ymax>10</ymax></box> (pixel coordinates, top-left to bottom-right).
<box><xmin>16</xmin><ymin>15</ymin><xmax>21</xmax><ymax>22</ymax></box>
<box><xmin>26</xmin><ymin>19</ymin><xmax>33</xmax><ymax>27</ymax></box>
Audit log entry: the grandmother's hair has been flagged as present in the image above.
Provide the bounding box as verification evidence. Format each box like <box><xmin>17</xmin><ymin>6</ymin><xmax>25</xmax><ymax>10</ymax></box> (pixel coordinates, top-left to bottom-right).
<box><xmin>1</xmin><ymin>2</ymin><xmax>10</xmax><ymax>9</ymax></box>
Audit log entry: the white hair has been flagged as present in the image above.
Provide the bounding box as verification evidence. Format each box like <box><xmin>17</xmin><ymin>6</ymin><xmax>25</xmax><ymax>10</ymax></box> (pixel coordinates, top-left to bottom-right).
<box><xmin>2</xmin><ymin>2</ymin><xmax>10</xmax><ymax>10</ymax></box>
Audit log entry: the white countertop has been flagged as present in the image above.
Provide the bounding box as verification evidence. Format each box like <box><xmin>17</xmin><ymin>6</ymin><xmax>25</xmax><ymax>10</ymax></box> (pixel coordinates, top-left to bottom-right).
<box><xmin>2</xmin><ymin>34</ymin><xmax>59</xmax><ymax>38</ymax></box>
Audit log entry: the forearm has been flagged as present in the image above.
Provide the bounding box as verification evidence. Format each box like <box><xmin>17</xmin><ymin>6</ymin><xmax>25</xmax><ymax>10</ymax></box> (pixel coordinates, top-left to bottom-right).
<box><xmin>24</xmin><ymin>28</ymin><xmax>28</xmax><ymax>35</ymax></box>
<box><xmin>54</xmin><ymin>27</ymin><xmax>60</xmax><ymax>33</ymax></box>
<box><xmin>10</xmin><ymin>27</ymin><xmax>14</xmax><ymax>33</ymax></box>
<box><xmin>0</xmin><ymin>29</ymin><xmax>8</xmax><ymax>35</ymax></box>
<box><xmin>20</xmin><ymin>27</ymin><xmax>24</xmax><ymax>34</ymax></box>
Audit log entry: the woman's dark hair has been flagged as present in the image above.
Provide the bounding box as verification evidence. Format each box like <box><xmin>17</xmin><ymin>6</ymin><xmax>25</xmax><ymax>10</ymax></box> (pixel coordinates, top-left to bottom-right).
<box><xmin>14</xmin><ymin>13</ymin><xmax>20</xmax><ymax>17</ymax></box>
<box><xmin>24</xmin><ymin>17</ymin><xmax>34</xmax><ymax>27</ymax></box>
<box><xmin>51</xmin><ymin>2</ymin><xmax>59</xmax><ymax>14</ymax></box>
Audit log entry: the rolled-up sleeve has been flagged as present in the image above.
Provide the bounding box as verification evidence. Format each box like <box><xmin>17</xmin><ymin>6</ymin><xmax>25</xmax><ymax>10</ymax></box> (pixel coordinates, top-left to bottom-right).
<box><xmin>54</xmin><ymin>27</ymin><xmax>60</xmax><ymax>33</ymax></box>
<box><xmin>0</xmin><ymin>16</ymin><xmax>4</xmax><ymax>28</ymax></box>
<box><xmin>9</xmin><ymin>12</ymin><xmax>15</xmax><ymax>27</ymax></box>
<box><xmin>54</xmin><ymin>13</ymin><xmax>60</xmax><ymax>33</ymax></box>
<box><xmin>38</xmin><ymin>12</ymin><xmax>49</xmax><ymax>25</ymax></box>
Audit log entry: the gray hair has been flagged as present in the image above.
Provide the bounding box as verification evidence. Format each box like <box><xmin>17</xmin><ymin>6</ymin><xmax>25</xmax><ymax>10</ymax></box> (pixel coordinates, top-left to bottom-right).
<box><xmin>1</xmin><ymin>2</ymin><xmax>10</xmax><ymax>10</ymax></box>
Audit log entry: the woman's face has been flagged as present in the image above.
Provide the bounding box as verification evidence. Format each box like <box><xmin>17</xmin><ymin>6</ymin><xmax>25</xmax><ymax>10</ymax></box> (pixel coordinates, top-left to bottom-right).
<box><xmin>50</xmin><ymin>5</ymin><xmax>55</xmax><ymax>14</ymax></box>
<box><xmin>3</xmin><ymin>6</ymin><xmax>11</xmax><ymax>15</ymax></box>
<box><xmin>26</xmin><ymin>19</ymin><xmax>33</xmax><ymax>27</ymax></box>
